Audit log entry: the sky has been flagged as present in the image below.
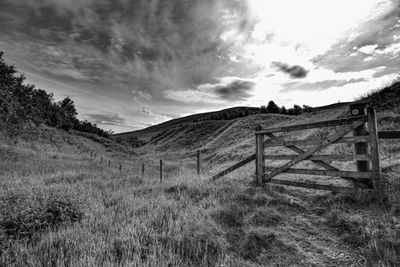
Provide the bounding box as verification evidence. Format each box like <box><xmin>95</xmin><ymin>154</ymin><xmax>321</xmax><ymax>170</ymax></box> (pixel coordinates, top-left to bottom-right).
<box><xmin>0</xmin><ymin>0</ymin><xmax>399</xmax><ymax>133</ymax></box>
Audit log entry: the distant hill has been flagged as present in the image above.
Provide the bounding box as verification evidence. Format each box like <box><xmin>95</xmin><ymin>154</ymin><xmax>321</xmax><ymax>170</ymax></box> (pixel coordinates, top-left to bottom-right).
<box><xmin>112</xmin><ymin>106</ymin><xmax>260</xmax><ymax>141</ymax></box>
<box><xmin>111</xmin><ymin>102</ymin><xmax>350</xmax><ymax>144</ymax></box>
<box><xmin>113</xmin><ymin>78</ymin><xmax>400</xmax><ymax>147</ymax></box>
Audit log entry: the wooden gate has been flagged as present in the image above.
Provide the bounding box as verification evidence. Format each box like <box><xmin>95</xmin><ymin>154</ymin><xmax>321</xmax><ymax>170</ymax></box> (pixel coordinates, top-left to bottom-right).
<box><xmin>255</xmin><ymin>104</ymin><xmax>382</xmax><ymax>196</ymax></box>
<box><xmin>211</xmin><ymin>103</ymin><xmax>400</xmax><ymax>200</ymax></box>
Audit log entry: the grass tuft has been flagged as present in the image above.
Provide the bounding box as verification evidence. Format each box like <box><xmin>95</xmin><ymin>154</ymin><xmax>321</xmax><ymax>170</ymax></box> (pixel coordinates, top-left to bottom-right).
<box><xmin>325</xmin><ymin>209</ymin><xmax>366</xmax><ymax>246</ymax></box>
<box><xmin>247</xmin><ymin>207</ymin><xmax>284</xmax><ymax>227</ymax></box>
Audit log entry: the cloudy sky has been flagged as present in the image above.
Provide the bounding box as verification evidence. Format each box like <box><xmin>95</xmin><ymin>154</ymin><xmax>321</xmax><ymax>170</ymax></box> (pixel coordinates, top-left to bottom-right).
<box><xmin>0</xmin><ymin>0</ymin><xmax>399</xmax><ymax>132</ymax></box>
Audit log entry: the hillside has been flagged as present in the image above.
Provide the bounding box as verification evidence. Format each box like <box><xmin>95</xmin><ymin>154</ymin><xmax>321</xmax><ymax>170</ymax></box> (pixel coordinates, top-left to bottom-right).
<box><xmin>1</xmin><ymin>81</ymin><xmax>400</xmax><ymax>265</ymax></box>
<box><xmin>112</xmin><ymin>106</ymin><xmax>261</xmax><ymax>141</ymax></box>
<box><xmin>112</xmin><ymin>102</ymin><xmax>353</xmax><ymax>148</ymax></box>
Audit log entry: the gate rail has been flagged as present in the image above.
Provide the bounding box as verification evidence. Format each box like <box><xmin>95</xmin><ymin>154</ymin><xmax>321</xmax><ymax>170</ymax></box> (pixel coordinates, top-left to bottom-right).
<box><xmin>211</xmin><ymin>103</ymin><xmax>400</xmax><ymax>200</ymax></box>
<box><xmin>255</xmin><ymin>104</ymin><xmax>382</xmax><ymax>196</ymax></box>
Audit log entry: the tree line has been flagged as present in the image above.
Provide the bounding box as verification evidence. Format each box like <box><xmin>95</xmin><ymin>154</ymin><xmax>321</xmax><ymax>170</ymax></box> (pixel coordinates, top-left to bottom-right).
<box><xmin>0</xmin><ymin>51</ymin><xmax>112</xmax><ymax>137</ymax></box>
<box><xmin>260</xmin><ymin>100</ymin><xmax>313</xmax><ymax>115</ymax></box>
<box><xmin>192</xmin><ymin>101</ymin><xmax>313</xmax><ymax>122</ymax></box>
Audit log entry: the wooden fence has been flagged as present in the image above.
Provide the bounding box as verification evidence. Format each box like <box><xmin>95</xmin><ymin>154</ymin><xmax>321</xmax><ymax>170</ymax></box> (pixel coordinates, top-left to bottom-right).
<box><xmin>85</xmin><ymin>148</ymin><xmax>204</xmax><ymax>182</ymax></box>
<box><xmin>212</xmin><ymin>103</ymin><xmax>400</xmax><ymax>200</ymax></box>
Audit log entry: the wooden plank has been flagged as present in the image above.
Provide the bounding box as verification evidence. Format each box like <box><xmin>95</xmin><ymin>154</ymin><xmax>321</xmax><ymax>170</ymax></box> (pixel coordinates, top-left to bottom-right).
<box><xmin>266</xmin><ymin>133</ymin><xmax>338</xmax><ymax>171</ymax></box>
<box><xmin>256</xmin><ymin>125</ymin><xmax>265</xmax><ymax>185</ymax></box>
<box><xmin>368</xmin><ymin>107</ymin><xmax>383</xmax><ymax>201</ymax></box>
<box><xmin>211</xmin><ymin>154</ymin><xmax>256</xmax><ymax>181</ymax></box>
<box><xmin>263</xmin><ymin>121</ymin><xmax>366</xmax><ymax>182</ymax></box>
<box><xmin>264</xmin><ymin>167</ymin><xmax>372</xmax><ymax>179</ymax></box>
<box><xmin>267</xmin><ymin>179</ymin><xmax>369</xmax><ymax>192</ymax></box>
<box><xmin>378</xmin><ymin>130</ymin><xmax>400</xmax><ymax>139</ymax></box>
<box><xmin>264</xmin><ymin>154</ymin><xmax>371</xmax><ymax>161</ymax></box>
<box><xmin>351</xmin><ymin>104</ymin><xmax>370</xmax><ymax>185</ymax></box>
<box><xmin>264</xmin><ymin>133</ymin><xmax>372</xmax><ymax>188</ymax></box>
<box><xmin>256</xmin><ymin>115</ymin><xmax>367</xmax><ymax>134</ymax></box>
<box><xmin>264</xmin><ymin>136</ymin><xmax>370</xmax><ymax>147</ymax></box>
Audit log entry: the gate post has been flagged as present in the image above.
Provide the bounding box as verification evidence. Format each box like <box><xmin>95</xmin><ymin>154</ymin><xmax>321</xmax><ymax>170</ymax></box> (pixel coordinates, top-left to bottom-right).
<box><xmin>350</xmin><ymin>103</ymin><xmax>371</xmax><ymax>187</ymax></box>
<box><xmin>255</xmin><ymin>125</ymin><xmax>265</xmax><ymax>185</ymax></box>
<box><xmin>367</xmin><ymin>107</ymin><xmax>383</xmax><ymax>201</ymax></box>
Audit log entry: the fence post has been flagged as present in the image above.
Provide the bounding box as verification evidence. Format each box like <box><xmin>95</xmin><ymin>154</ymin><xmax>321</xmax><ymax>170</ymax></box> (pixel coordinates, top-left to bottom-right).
<box><xmin>160</xmin><ymin>160</ymin><xmax>163</xmax><ymax>183</ymax></box>
<box><xmin>142</xmin><ymin>163</ymin><xmax>145</xmax><ymax>179</ymax></box>
<box><xmin>367</xmin><ymin>107</ymin><xmax>383</xmax><ymax>202</ymax></box>
<box><xmin>255</xmin><ymin>125</ymin><xmax>265</xmax><ymax>185</ymax></box>
<box><xmin>100</xmin><ymin>156</ymin><xmax>103</xmax><ymax>163</ymax></box>
<box><xmin>108</xmin><ymin>160</ymin><xmax>111</xmax><ymax>167</ymax></box>
<box><xmin>350</xmin><ymin>103</ymin><xmax>371</xmax><ymax>187</ymax></box>
<box><xmin>197</xmin><ymin>150</ymin><xmax>201</xmax><ymax>176</ymax></box>
<box><xmin>119</xmin><ymin>164</ymin><xmax>122</xmax><ymax>171</ymax></box>
<box><xmin>90</xmin><ymin>151</ymin><xmax>93</xmax><ymax>157</ymax></box>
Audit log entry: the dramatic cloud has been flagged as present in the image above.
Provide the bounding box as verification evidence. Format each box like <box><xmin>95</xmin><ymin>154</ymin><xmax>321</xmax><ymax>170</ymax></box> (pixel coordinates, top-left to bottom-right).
<box><xmin>0</xmin><ymin>0</ymin><xmax>398</xmax><ymax>132</ymax></box>
<box><xmin>312</xmin><ymin>1</ymin><xmax>400</xmax><ymax>77</ymax></box>
<box><xmin>164</xmin><ymin>78</ymin><xmax>254</xmax><ymax>103</ymax></box>
<box><xmin>213</xmin><ymin>80</ymin><xmax>254</xmax><ymax>100</ymax></box>
<box><xmin>281</xmin><ymin>78</ymin><xmax>367</xmax><ymax>92</ymax></box>
<box><xmin>271</xmin><ymin>62</ymin><xmax>309</xmax><ymax>79</ymax></box>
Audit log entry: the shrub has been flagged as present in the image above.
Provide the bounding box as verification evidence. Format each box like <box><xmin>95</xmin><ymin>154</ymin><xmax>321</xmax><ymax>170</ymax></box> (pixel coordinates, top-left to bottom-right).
<box><xmin>0</xmin><ymin>186</ymin><xmax>84</xmax><ymax>244</ymax></box>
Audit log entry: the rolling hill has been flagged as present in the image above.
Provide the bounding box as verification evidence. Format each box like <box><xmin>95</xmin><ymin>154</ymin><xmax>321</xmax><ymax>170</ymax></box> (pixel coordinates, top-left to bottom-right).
<box><xmin>112</xmin><ymin>106</ymin><xmax>261</xmax><ymax>141</ymax></box>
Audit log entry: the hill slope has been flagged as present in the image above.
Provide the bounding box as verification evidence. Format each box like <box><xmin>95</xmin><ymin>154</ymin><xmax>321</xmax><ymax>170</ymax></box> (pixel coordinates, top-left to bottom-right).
<box><xmin>112</xmin><ymin>106</ymin><xmax>261</xmax><ymax>141</ymax></box>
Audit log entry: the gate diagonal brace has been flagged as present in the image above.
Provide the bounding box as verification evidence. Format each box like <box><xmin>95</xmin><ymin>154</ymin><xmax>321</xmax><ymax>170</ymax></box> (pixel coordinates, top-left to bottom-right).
<box><xmin>265</xmin><ymin>133</ymin><xmax>371</xmax><ymax>188</ymax></box>
<box><xmin>263</xmin><ymin>120</ymin><xmax>366</xmax><ymax>182</ymax></box>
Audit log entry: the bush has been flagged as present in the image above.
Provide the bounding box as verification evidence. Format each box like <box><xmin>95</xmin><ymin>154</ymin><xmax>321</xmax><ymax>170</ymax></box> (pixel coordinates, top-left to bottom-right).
<box><xmin>0</xmin><ymin>186</ymin><xmax>84</xmax><ymax>244</ymax></box>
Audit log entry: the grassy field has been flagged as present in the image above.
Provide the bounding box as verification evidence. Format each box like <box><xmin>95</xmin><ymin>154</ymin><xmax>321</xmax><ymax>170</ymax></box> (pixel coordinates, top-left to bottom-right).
<box><xmin>1</xmin><ymin>101</ymin><xmax>400</xmax><ymax>266</ymax></box>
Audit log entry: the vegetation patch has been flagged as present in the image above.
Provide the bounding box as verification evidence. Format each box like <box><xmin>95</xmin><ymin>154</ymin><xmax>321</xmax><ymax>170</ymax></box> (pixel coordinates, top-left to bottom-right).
<box><xmin>238</xmin><ymin>230</ymin><xmax>297</xmax><ymax>263</ymax></box>
<box><xmin>212</xmin><ymin>203</ymin><xmax>249</xmax><ymax>228</ymax></box>
<box><xmin>325</xmin><ymin>210</ymin><xmax>366</xmax><ymax>246</ymax></box>
<box><xmin>174</xmin><ymin>224</ymin><xmax>224</xmax><ymax>266</ymax></box>
<box><xmin>247</xmin><ymin>207</ymin><xmax>284</xmax><ymax>227</ymax></box>
<box><xmin>0</xmin><ymin>185</ymin><xmax>84</xmax><ymax>244</ymax></box>
<box><xmin>363</xmin><ymin>219</ymin><xmax>400</xmax><ymax>266</ymax></box>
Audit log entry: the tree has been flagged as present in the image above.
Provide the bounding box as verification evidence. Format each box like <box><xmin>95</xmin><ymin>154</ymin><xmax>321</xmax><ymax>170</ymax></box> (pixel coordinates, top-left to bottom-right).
<box><xmin>266</xmin><ymin>100</ymin><xmax>280</xmax><ymax>113</ymax></box>
<box><xmin>260</xmin><ymin>105</ymin><xmax>268</xmax><ymax>114</ymax></box>
<box><xmin>280</xmin><ymin>105</ymin><xmax>287</xmax><ymax>115</ymax></box>
<box><xmin>293</xmin><ymin>104</ymin><xmax>302</xmax><ymax>115</ymax></box>
<box><xmin>302</xmin><ymin>105</ymin><xmax>313</xmax><ymax>113</ymax></box>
